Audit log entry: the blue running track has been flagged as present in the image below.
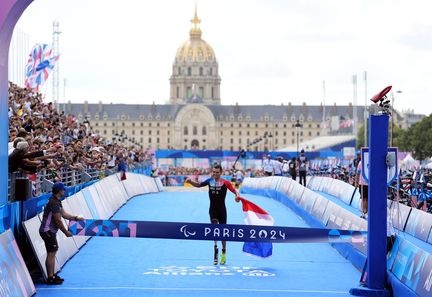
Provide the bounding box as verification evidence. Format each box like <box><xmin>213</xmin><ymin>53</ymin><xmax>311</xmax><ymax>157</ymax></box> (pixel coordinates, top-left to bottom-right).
<box><xmin>35</xmin><ymin>191</ymin><xmax>361</xmax><ymax>297</ymax></box>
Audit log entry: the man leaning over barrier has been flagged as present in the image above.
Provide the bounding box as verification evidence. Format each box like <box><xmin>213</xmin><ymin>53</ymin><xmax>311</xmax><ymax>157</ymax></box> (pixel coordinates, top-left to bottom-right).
<box><xmin>39</xmin><ymin>182</ymin><xmax>84</xmax><ymax>285</ymax></box>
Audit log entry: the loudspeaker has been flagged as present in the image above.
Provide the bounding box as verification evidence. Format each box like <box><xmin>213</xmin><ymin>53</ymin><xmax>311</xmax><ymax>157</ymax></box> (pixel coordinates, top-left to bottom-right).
<box><xmin>14</xmin><ymin>178</ymin><xmax>32</xmax><ymax>201</ymax></box>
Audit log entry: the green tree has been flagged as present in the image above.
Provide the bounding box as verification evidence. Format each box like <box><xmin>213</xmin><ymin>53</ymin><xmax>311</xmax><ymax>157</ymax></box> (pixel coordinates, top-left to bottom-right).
<box><xmin>406</xmin><ymin>114</ymin><xmax>432</xmax><ymax>160</ymax></box>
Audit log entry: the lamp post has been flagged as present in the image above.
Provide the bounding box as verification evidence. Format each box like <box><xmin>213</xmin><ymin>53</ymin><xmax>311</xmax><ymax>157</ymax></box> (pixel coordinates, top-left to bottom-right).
<box><xmin>390</xmin><ymin>90</ymin><xmax>402</xmax><ymax>146</ymax></box>
<box><xmin>295</xmin><ymin>120</ymin><xmax>302</xmax><ymax>156</ymax></box>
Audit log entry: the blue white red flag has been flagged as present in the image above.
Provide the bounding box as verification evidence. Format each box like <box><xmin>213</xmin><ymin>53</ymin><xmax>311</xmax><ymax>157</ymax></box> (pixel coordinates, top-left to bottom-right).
<box><xmin>239</xmin><ymin>197</ymin><xmax>274</xmax><ymax>258</ymax></box>
<box><xmin>25</xmin><ymin>44</ymin><xmax>60</xmax><ymax>91</ymax></box>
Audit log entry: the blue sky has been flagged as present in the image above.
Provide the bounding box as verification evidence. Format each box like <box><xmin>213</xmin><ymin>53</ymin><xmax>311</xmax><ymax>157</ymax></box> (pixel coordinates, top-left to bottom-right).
<box><xmin>9</xmin><ymin>0</ymin><xmax>432</xmax><ymax>115</ymax></box>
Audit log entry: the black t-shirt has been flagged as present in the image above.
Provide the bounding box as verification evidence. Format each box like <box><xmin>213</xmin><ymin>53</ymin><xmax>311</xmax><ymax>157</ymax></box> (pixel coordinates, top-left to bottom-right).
<box><xmin>39</xmin><ymin>197</ymin><xmax>62</xmax><ymax>233</ymax></box>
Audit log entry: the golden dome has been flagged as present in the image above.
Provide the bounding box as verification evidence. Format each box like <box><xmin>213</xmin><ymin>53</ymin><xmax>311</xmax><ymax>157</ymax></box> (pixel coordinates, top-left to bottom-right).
<box><xmin>175</xmin><ymin>39</ymin><xmax>216</xmax><ymax>63</ymax></box>
<box><xmin>175</xmin><ymin>7</ymin><xmax>217</xmax><ymax>63</ymax></box>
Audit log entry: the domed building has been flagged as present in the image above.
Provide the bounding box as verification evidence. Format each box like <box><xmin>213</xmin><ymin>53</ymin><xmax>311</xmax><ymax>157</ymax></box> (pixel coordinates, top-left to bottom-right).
<box><xmin>64</xmin><ymin>8</ymin><xmax>368</xmax><ymax>151</ymax></box>
<box><xmin>169</xmin><ymin>8</ymin><xmax>221</xmax><ymax>105</ymax></box>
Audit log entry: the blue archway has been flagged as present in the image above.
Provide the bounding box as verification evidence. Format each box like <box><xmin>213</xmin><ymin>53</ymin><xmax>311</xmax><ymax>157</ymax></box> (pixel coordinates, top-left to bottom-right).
<box><xmin>0</xmin><ymin>0</ymin><xmax>35</xmax><ymax>206</ymax></box>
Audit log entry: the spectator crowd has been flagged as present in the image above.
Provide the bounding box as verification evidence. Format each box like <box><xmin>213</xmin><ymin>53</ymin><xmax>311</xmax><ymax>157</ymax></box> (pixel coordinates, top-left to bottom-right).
<box><xmin>7</xmin><ymin>82</ymin><xmax>150</xmax><ymax>195</ymax></box>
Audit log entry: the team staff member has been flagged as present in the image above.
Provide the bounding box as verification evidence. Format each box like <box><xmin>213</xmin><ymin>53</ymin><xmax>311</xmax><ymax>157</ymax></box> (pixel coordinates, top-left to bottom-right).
<box><xmin>39</xmin><ymin>182</ymin><xmax>84</xmax><ymax>284</ymax></box>
<box><xmin>186</xmin><ymin>164</ymin><xmax>240</xmax><ymax>265</ymax></box>
<box><xmin>297</xmin><ymin>149</ymin><xmax>308</xmax><ymax>186</ymax></box>
<box><xmin>355</xmin><ymin>154</ymin><xmax>368</xmax><ymax>218</ymax></box>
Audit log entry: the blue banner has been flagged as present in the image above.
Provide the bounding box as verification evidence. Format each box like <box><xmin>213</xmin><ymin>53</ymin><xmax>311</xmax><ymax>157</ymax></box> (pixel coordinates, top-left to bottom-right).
<box><xmin>69</xmin><ymin>219</ymin><xmax>367</xmax><ymax>244</ymax></box>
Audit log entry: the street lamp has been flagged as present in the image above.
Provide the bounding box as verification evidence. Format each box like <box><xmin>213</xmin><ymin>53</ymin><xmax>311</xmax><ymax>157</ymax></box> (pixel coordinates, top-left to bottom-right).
<box><xmin>391</xmin><ymin>90</ymin><xmax>402</xmax><ymax>146</ymax></box>
<box><xmin>295</xmin><ymin>119</ymin><xmax>303</xmax><ymax>156</ymax></box>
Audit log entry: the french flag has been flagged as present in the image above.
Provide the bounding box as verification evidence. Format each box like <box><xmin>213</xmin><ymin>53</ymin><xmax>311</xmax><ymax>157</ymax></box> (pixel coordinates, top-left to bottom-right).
<box><xmin>239</xmin><ymin>197</ymin><xmax>274</xmax><ymax>258</ymax></box>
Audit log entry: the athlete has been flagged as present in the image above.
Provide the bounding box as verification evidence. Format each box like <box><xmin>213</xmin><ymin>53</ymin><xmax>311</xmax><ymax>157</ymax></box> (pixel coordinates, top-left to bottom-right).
<box><xmin>186</xmin><ymin>164</ymin><xmax>240</xmax><ymax>265</ymax></box>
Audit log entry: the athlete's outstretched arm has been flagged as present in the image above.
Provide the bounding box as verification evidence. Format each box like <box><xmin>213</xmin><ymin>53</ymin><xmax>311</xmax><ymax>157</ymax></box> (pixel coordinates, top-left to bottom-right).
<box><xmin>185</xmin><ymin>178</ymin><xmax>209</xmax><ymax>188</ymax></box>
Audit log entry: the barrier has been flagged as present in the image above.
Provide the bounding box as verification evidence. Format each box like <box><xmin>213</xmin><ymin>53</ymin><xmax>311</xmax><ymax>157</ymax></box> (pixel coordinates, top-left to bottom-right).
<box><xmin>21</xmin><ymin>172</ymin><xmax>163</xmax><ymax>280</ymax></box>
<box><xmin>0</xmin><ymin>229</ymin><xmax>36</xmax><ymax>297</ymax></box>
<box><xmin>242</xmin><ymin>176</ymin><xmax>432</xmax><ymax>297</ymax></box>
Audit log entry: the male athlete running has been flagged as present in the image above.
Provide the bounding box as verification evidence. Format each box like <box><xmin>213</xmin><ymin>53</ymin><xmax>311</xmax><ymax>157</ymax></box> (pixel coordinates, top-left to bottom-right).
<box><xmin>186</xmin><ymin>163</ymin><xmax>240</xmax><ymax>265</ymax></box>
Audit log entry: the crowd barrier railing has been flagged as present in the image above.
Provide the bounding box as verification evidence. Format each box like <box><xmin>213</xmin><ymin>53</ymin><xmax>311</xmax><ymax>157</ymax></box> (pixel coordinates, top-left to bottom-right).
<box><xmin>241</xmin><ymin>176</ymin><xmax>432</xmax><ymax>297</ymax></box>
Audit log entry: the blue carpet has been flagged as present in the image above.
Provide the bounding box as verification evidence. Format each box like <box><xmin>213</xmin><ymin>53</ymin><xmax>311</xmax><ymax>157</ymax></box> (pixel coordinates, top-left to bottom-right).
<box><xmin>35</xmin><ymin>191</ymin><xmax>360</xmax><ymax>296</ymax></box>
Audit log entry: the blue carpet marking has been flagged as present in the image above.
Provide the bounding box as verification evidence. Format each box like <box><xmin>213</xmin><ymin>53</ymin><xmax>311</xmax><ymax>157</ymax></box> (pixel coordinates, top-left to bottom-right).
<box><xmin>34</xmin><ymin>192</ymin><xmax>360</xmax><ymax>296</ymax></box>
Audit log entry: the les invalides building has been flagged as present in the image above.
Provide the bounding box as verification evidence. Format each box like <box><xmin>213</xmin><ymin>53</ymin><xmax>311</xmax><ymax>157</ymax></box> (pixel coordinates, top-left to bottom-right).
<box><xmin>63</xmin><ymin>8</ymin><xmax>367</xmax><ymax>152</ymax></box>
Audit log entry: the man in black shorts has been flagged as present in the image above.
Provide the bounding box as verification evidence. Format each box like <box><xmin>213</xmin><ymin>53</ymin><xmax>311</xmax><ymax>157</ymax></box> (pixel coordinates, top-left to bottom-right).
<box><xmin>39</xmin><ymin>182</ymin><xmax>84</xmax><ymax>284</ymax></box>
<box><xmin>186</xmin><ymin>164</ymin><xmax>240</xmax><ymax>265</ymax></box>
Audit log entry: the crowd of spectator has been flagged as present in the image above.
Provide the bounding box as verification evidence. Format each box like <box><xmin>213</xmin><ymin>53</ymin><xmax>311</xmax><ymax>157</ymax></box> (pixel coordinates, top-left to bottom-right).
<box><xmin>7</xmin><ymin>82</ymin><xmax>150</xmax><ymax>189</ymax></box>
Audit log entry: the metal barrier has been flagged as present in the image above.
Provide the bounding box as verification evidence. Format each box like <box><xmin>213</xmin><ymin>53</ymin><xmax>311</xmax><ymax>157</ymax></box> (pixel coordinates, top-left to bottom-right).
<box><xmin>7</xmin><ymin>161</ymin><xmax>152</xmax><ymax>202</ymax></box>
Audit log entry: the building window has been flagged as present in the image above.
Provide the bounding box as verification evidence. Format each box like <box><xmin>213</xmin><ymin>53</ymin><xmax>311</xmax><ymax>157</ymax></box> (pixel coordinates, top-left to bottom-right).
<box><xmin>309</xmin><ymin>124</ymin><xmax>312</xmax><ymax>128</ymax></box>
<box><xmin>284</xmin><ymin>124</ymin><xmax>287</xmax><ymax>128</ymax></box>
<box><xmin>255</xmin><ymin>123</ymin><xmax>258</xmax><ymax>128</ymax></box>
<box><xmin>317</xmin><ymin>131</ymin><xmax>320</xmax><ymax>136</ymax></box>
<box><xmin>255</xmin><ymin>131</ymin><xmax>258</xmax><ymax>136</ymax></box>
<box><xmin>149</xmin><ymin>130</ymin><xmax>152</xmax><ymax>135</ymax></box>
<box><xmin>265</xmin><ymin>123</ymin><xmax>268</xmax><ymax>128</ymax></box>
<box><xmin>167</xmin><ymin>138</ymin><xmax>170</xmax><ymax>143</ymax></box>
<box><xmin>157</xmin><ymin>130</ymin><xmax>160</xmax><ymax>135</ymax></box>
<box><xmin>157</xmin><ymin>138</ymin><xmax>160</xmax><ymax>143</ymax></box>
<box><xmin>149</xmin><ymin>138</ymin><xmax>152</xmax><ymax>143</ymax></box>
<box><xmin>199</xmin><ymin>67</ymin><xmax>203</xmax><ymax>76</ymax></box>
<box><xmin>112</xmin><ymin>122</ymin><xmax>115</xmax><ymax>127</ymax></box>
<box><xmin>209</xmin><ymin>68</ymin><xmax>213</xmax><ymax>75</ymax></box>
<box><xmin>275</xmin><ymin>124</ymin><xmax>278</xmax><ymax>128</ymax></box>
<box><xmin>122</xmin><ymin>122</ymin><xmax>125</xmax><ymax>127</ymax></box>
<box><xmin>220</xmin><ymin>131</ymin><xmax>223</xmax><ymax>135</ymax></box>
<box><xmin>275</xmin><ymin>131</ymin><xmax>278</xmax><ymax>136</ymax></box>
<box><xmin>283</xmin><ymin>131</ymin><xmax>286</xmax><ymax>136</ymax></box>
<box><xmin>239</xmin><ymin>138</ymin><xmax>242</xmax><ymax>144</ymax></box>
<box><xmin>104</xmin><ymin>122</ymin><xmax>107</xmax><ymax>127</ymax></box>
<box><xmin>141</xmin><ymin>123</ymin><xmax>144</xmax><ymax>127</ymax></box>
<box><xmin>211</xmin><ymin>87</ymin><xmax>214</xmax><ymax>99</ymax></box>
<box><xmin>199</xmin><ymin>87</ymin><xmax>204</xmax><ymax>97</ymax></box>
<box><xmin>188</xmin><ymin>67</ymin><xmax>192</xmax><ymax>76</ymax></box>
<box><xmin>300</xmin><ymin>131</ymin><xmax>303</xmax><ymax>136</ymax></box>
<box><xmin>247</xmin><ymin>131</ymin><xmax>250</xmax><ymax>136</ymax></box>
<box><xmin>193</xmin><ymin>126</ymin><xmax>197</xmax><ymax>135</ymax></box>
<box><xmin>184</xmin><ymin>145</ymin><xmax>187</xmax><ymax>150</ymax></box>
<box><xmin>103</xmin><ymin>130</ymin><xmax>107</xmax><ymax>134</ymax></box>
<box><xmin>275</xmin><ymin>139</ymin><xmax>278</xmax><ymax>144</ymax></box>
<box><xmin>292</xmin><ymin>139</ymin><xmax>295</xmax><ymax>144</ymax></box>
<box><xmin>95</xmin><ymin>122</ymin><xmax>99</xmax><ymax>127</ymax></box>
<box><xmin>112</xmin><ymin>130</ymin><xmax>115</xmax><ymax>134</ymax></box>
<box><xmin>168</xmin><ymin>131</ymin><xmax>170</xmax><ymax>135</ymax></box>
<box><xmin>140</xmin><ymin>130</ymin><xmax>143</xmax><ymax>135</ymax></box>
<box><xmin>132</xmin><ymin>130</ymin><xmax>135</xmax><ymax>135</ymax></box>
<box><xmin>292</xmin><ymin>131</ymin><xmax>295</xmax><ymax>136</ymax></box>
<box><xmin>230</xmin><ymin>146</ymin><xmax>234</xmax><ymax>151</ymax></box>
<box><xmin>317</xmin><ymin>124</ymin><xmax>320</xmax><ymax>128</ymax></box>
<box><xmin>230</xmin><ymin>138</ymin><xmax>233</xmax><ymax>144</ymax></box>
<box><xmin>202</xmin><ymin>126</ymin><xmax>207</xmax><ymax>135</ymax></box>
<box><xmin>132</xmin><ymin>122</ymin><xmax>135</xmax><ymax>127</ymax></box>
<box><xmin>178</xmin><ymin>67</ymin><xmax>181</xmax><ymax>75</ymax></box>
<box><xmin>309</xmin><ymin>131</ymin><xmax>312</xmax><ymax>136</ymax></box>
<box><xmin>149</xmin><ymin>123</ymin><xmax>152</xmax><ymax>127</ymax></box>
<box><xmin>157</xmin><ymin>123</ymin><xmax>160</xmax><ymax>127</ymax></box>
<box><xmin>283</xmin><ymin>139</ymin><xmax>287</xmax><ymax>144</ymax></box>
<box><xmin>176</xmin><ymin>87</ymin><xmax>179</xmax><ymax>98</ymax></box>
<box><xmin>184</xmin><ymin>126</ymin><xmax>188</xmax><ymax>135</ymax></box>
<box><xmin>230</xmin><ymin>123</ymin><xmax>233</xmax><ymax>128</ymax></box>
<box><xmin>230</xmin><ymin>131</ymin><xmax>233</xmax><ymax>136</ymax></box>
<box><xmin>239</xmin><ymin>131</ymin><xmax>242</xmax><ymax>136</ymax></box>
